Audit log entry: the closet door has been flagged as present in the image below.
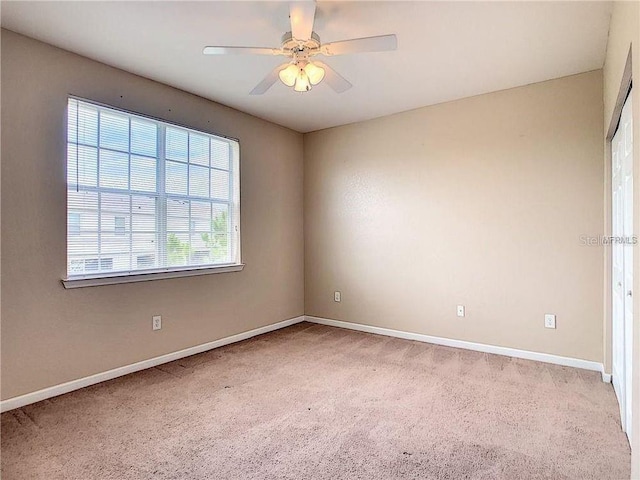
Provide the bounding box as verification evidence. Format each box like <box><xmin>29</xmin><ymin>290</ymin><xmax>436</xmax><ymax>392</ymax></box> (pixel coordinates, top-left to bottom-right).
<box><xmin>612</xmin><ymin>89</ymin><xmax>633</xmax><ymax>442</ymax></box>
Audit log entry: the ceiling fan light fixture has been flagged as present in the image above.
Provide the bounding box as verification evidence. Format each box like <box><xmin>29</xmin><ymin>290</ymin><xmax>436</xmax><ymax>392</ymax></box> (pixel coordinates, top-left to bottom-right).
<box><xmin>304</xmin><ymin>61</ymin><xmax>325</xmax><ymax>85</ymax></box>
<box><xmin>204</xmin><ymin>1</ymin><xmax>396</xmax><ymax>95</ymax></box>
<box><xmin>294</xmin><ymin>69</ymin><xmax>312</xmax><ymax>92</ymax></box>
<box><xmin>278</xmin><ymin>64</ymin><xmax>298</xmax><ymax>87</ymax></box>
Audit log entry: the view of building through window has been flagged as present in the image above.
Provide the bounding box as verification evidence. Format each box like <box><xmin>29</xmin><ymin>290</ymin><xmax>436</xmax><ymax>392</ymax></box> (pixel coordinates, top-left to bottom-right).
<box><xmin>67</xmin><ymin>98</ymin><xmax>240</xmax><ymax>278</ymax></box>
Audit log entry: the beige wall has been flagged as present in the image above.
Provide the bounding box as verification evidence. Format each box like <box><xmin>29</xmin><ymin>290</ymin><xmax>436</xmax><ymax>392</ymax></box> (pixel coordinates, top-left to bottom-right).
<box><xmin>305</xmin><ymin>71</ymin><xmax>605</xmax><ymax>362</ymax></box>
<box><xmin>603</xmin><ymin>2</ymin><xmax>640</xmax><ymax>477</ymax></box>
<box><xmin>0</xmin><ymin>30</ymin><xmax>304</xmax><ymax>400</ymax></box>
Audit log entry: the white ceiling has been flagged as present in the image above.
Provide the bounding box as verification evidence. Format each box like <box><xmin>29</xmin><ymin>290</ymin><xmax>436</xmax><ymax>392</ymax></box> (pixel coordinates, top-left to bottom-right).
<box><xmin>1</xmin><ymin>1</ymin><xmax>612</xmax><ymax>133</ymax></box>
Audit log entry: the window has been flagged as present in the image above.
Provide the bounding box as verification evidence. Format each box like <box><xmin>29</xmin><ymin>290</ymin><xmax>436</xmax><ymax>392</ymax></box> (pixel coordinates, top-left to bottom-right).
<box><xmin>65</xmin><ymin>98</ymin><xmax>241</xmax><ymax>285</ymax></box>
<box><xmin>68</xmin><ymin>212</ymin><xmax>80</xmax><ymax>235</ymax></box>
<box><xmin>136</xmin><ymin>254</ymin><xmax>155</xmax><ymax>269</ymax></box>
<box><xmin>114</xmin><ymin>216</ymin><xmax>126</xmax><ymax>235</ymax></box>
<box><xmin>85</xmin><ymin>258</ymin><xmax>114</xmax><ymax>272</ymax></box>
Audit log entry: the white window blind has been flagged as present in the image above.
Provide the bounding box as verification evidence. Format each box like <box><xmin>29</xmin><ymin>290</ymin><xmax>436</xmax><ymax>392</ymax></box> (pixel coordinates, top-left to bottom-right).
<box><xmin>66</xmin><ymin>98</ymin><xmax>241</xmax><ymax>280</ymax></box>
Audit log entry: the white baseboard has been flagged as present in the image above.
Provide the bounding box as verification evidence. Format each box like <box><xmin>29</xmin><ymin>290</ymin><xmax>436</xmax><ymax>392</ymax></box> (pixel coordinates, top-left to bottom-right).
<box><xmin>1</xmin><ymin>315</ymin><xmax>305</xmax><ymax>413</ymax></box>
<box><xmin>305</xmin><ymin>315</ymin><xmax>611</xmax><ymax>383</ymax></box>
<box><xmin>2</xmin><ymin>314</ymin><xmax>612</xmax><ymax>413</ymax></box>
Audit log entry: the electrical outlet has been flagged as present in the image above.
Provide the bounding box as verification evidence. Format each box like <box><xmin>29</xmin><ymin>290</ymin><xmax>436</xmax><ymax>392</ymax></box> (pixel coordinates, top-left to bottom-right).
<box><xmin>457</xmin><ymin>305</ymin><xmax>465</xmax><ymax>317</ymax></box>
<box><xmin>334</xmin><ymin>291</ymin><xmax>341</xmax><ymax>302</ymax></box>
<box><xmin>152</xmin><ymin>315</ymin><xmax>162</xmax><ymax>331</ymax></box>
<box><xmin>544</xmin><ymin>314</ymin><xmax>556</xmax><ymax>329</ymax></box>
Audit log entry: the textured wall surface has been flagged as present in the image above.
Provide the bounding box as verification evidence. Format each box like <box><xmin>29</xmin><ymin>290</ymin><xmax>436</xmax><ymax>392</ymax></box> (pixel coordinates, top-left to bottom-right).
<box><xmin>305</xmin><ymin>71</ymin><xmax>604</xmax><ymax>362</ymax></box>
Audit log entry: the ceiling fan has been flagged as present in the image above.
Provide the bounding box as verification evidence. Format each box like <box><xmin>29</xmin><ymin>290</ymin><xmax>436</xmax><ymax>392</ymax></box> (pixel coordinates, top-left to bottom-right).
<box><xmin>202</xmin><ymin>1</ymin><xmax>397</xmax><ymax>95</ymax></box>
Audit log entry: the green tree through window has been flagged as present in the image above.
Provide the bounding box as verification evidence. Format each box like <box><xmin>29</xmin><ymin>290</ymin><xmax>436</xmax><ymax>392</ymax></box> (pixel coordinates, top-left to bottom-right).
<box><xmin>201</xmin><ymin>210</ymin><xmax>229</xmax><ymax>262</ymax></box>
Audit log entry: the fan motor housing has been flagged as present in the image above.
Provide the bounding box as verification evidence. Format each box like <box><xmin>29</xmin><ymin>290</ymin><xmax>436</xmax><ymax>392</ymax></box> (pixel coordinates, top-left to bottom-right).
<box><xmin>281</xmin><ymin>31</ymin><xmax>321</xmax><ymax>53</ymax></box>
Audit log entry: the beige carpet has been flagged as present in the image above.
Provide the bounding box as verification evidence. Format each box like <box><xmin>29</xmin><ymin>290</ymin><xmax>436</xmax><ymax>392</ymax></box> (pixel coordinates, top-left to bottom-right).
<box><xmin>1</xmin><ymin>322</ymin><xmax>631</xmax><ymax>479</ymax></box>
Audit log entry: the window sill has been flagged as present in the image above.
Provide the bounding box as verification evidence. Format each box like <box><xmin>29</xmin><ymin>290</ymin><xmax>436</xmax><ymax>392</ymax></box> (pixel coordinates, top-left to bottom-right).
<box><xmin>62</xmin><ymin>264</ymin><xmax>245</xmax><ymax>289</ymax></box>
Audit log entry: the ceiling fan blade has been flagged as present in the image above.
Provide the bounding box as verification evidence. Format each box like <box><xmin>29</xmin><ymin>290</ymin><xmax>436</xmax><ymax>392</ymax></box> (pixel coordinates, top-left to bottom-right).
<box><xmin>313</xmin><ymin>61</ymin><xmax>352</xmax><ymax>93</ymax></box>
<box><xmin>203</xmin><ymin>46</ymin><xmax>282</xmax><ymax>56</ymax></box>
<box><xmin>289</xmin><ymin>1</ymin><xmax>316</xmax><ymax>40</ymax></box>
<box><xmin>250</xmin><ymin>63</ymin><xmax>289</xmax><ymax>95</ymax></box>
<box><xmin>320</xmin><ymin>34</ymin><xmax>397</xmax><ymax>56</ymax></box>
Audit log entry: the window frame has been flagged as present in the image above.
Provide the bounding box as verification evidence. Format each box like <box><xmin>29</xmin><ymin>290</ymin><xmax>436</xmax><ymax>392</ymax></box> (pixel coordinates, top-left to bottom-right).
<box><xmin>62</xmin><ymin>97</ymin><xmax>243</xmax><ymax>289</ymax></box>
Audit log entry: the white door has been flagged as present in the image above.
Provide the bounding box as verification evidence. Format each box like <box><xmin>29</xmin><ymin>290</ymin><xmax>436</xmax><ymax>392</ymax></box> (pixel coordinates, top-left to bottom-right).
<box><xmin>612</xmin><ymin>89</ymin><xmax>633</xmax><ymax>443</ymax></box>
